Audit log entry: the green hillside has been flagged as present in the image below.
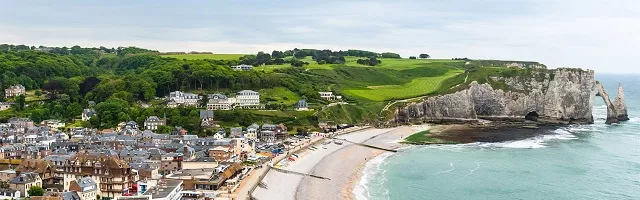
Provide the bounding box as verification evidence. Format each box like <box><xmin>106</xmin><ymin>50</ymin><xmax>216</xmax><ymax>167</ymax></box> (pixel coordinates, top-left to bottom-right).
<box><xmin>0</xmin><ymin>44</ymin><xmax>547</xmax><ymax>133</ymax></box>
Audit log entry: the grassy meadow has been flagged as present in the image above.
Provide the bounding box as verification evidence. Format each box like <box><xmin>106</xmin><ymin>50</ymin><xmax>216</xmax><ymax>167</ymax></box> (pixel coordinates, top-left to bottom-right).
<box><xmin>258</xmin><ymin>87</ymin><xmax>301</xmax><ymax>106</ymax></box>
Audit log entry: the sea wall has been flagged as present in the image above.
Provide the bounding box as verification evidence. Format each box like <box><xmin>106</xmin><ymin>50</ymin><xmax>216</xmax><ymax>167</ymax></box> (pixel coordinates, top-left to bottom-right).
<box><xmin>395</xmin><ymin>68</ymin><xmax>628</xmax><ymax>125</ymax></box>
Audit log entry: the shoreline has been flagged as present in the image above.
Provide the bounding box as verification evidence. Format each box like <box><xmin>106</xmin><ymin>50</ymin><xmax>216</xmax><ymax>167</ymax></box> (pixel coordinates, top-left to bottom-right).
<box><xmin>252</xmin><ymin>127</ymin><xmax>391</xmax><ymax>200</ymax></box>
<box><xmin>256</xmin><ymin>123</ymin><xmax>559</xmax><ymax>200</ymax></box>
<box><xmin>294</xmin><ymin>125</ymin><xmax>428</xmax><ymax>200</ymax></box>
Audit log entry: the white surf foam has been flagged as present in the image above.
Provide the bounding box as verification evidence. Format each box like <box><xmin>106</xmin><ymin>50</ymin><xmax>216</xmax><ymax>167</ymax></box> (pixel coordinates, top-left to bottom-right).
<box><xmin>630</xmin><ymin>117</ymin><xmax>640</xmax><ymax>123</ymax></box>
<box><xmin>354</xmin><ymin>152</ymin><xmax>393</xmax><ymax>200</ymax></box>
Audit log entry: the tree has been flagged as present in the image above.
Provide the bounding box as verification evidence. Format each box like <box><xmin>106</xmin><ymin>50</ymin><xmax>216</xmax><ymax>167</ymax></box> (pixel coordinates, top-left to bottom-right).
<box><xmin>34</xmin><ymin>90</ymin><xmax>42</xmax><ymax>97</ymax></box>
<box><xmin>28</xmin><ymin>185</ymin><xmax>44</xmax><ymax>196</ymax></box>
<box><xmin>42</xmin><ymin>80</ymin><xmax>63</xmax><ymax>99</ymax></box>
<box><xmin>200</xmin><ymin>94</ymin><xmax>209</xmax><ymax>108</ymax></box>
<box><xmin>271</xmin><ymin>50</ymin><xmax>284</xmax><ymax>59</ymax></box>
<box><xmin>80</xmin><ymin>76</ymin><xmax>101</xmax><ymax>95</ymax></box>
<box><xmin>409</xmin><ymin>56</ymin><xmax>417</xmax><ymax>59</ymax></box>
<box><xmin>157</xmin><ymin>125</ymin><xmax>173</xmax><ymax>134</ymax></box>
<box><xmin>12</xmin><ymin>95</ymin><xmax>25</xmax><ymax>111</ymax></box>
<box><xmin>0</xmin><ymin>181</ymin><xmax>8</xmax><ymax>189</ymax></box>
<box><xmin>356</xmin><ymin>57</ymin><xmax>382</xmax><ymax>66</ymax></box>
<box><xmin>419</xmin><ymin>54</ymin><xmax>430</xmax><ymax>59</ymax></box>
<box><xmin>379</xmin><ymin>52</ymin><xmax>401</xmax><ymax>58</ymax></box>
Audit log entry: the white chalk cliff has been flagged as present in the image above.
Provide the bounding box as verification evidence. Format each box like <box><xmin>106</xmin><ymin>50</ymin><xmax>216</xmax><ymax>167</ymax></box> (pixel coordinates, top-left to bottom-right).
<box><xmin>395</xmin><ymin>68</ymin><xmax>628</xmax><ymax>125</ymax></box>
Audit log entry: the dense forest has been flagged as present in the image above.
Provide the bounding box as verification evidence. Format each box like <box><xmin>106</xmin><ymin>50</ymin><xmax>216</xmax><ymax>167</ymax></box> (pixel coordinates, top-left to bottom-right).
<box><xmin>0</xmin><ymin>44</ymin><xmax>406</xmax><ymax>135</ymax></box>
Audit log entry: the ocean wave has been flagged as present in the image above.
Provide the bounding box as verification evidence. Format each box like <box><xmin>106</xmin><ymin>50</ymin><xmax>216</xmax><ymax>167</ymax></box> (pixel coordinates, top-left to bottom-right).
<box><xmin>354</xmin><ymin>152</ymin><xmax>393</xmax><ymax>200</ymax></box>
<box><xmin>630</xmin><ymin>117</ymin><xmax>640</xmax><ymax>123</ymax></box>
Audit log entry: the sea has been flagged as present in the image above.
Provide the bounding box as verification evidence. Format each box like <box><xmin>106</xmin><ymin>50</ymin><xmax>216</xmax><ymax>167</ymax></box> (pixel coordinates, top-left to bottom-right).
<box><xmin>355</xmin><ymin>74</ymin><xmax>640</xmax><ymax>200</ymax></box>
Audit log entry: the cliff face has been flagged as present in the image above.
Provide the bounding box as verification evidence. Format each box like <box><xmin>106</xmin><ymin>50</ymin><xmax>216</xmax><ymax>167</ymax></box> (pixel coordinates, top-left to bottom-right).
<box><xmin>395</xmin><ymin>68</ymin><xmax>628</xmax><ymax>125</ymax></box>
<box><xmin>613</xmin><ymin>84</ymin><xmax>629</xmax><ymax>121</ymax></box>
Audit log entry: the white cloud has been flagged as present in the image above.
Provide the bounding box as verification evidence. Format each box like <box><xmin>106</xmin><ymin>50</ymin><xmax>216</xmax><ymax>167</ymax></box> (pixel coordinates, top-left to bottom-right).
<box><xmin>1</xmin><ymin>0</ymin><xmax>639</xmax><ymax>73</ymax></box>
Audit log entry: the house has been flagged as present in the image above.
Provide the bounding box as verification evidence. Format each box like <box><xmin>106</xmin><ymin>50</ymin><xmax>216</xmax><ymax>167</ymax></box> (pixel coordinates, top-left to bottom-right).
<box><xmin>199</xmin><ymin>110</ymin><xmax>216</xmax><ymax>128</ymax></box>
<box><xmin>318</xmin><ymin>92</ymin><xmax>335</xmax><ymax>101</ymax></box>
<box><xmin>123</xmin><ymin>121</ymin><xmax>139</xmax><ymax>130</ymax></box>
<box><xmin>166</xmin><ymin>163</ymin><xmax>241</xmax><ymax>191</ymax></box>
<box><xmin>9</xmin><ymin>172</ymin><xmax>42</xmax><ymax>197</ymax></box>
<box><xmin>294</xmin><ymin>99</ymin><xmax>308</xmax><ymax>111</ymax></box>
<box><xmin>213</xmin><ymin>131</ymin><xmax>224</xmax><ymax>140</ymax></box>
<box><xmin>234</xmin><ymin>90</ymin><xmax>260</xmax><ymax>108</ymax></box>
<box><xmin>244</xmin><ymin>123</ymin><xmax>259</xmax><ymax>140</ymax></box>
<box><xmin>169</xmin><ymin>91</ymin><xmax>200</xmax><ymax>107</ymax></box>
<box><xmin>206</xmin><ymin>94</ymin><xmax>233</xmax><ymax>110</ymax></box>
<box><xmin>259</xmin><ymin>124</ymin><xmax>277</xmax><ymax>143</ymax></box>
<box><xmin>81</xmin><ymin>109</ymin><xmax>96</xmax><ymax>121</ymax></box>
<box><xmin>15</xmin><ymin>159</ymin><xmax>57</xmax><ymax>191</ymax></box>
<box><xmin>0</xmin><ymin>169</ymin><xmax>17</xmax><ymax>182</ymax></box>
<box><xmin>63</xmin><ymin>191</ymin><xmax>82</xmax><ymax>200</ymax></box>
<box><xmin>62</xmin><ymin>152</ymin><xmax>137</xmax><ymax>200</ymax></box>
<box><xmin>176</xmin><ymin>146</ymin><xmax>196</xmax><ymax>161</ymax></box>
<box><xmin>229</xmin><ymin>127</ymin><xmax>243</xmax><ymax>138</ymax></box>
<box><xmin>208</xmin><ymin>146</ymin><xmax>233</xmax><ymax>161</ymax></box>
<box><xmin>141</xmin><ymin>179</ymin><xmax>182</xmax><ymax>200</ymax></box>
<box><xmin>199</xmin><ymin>110</ymin><xmax>214</xmax><ymax>122</ymax></box>
<box><xmin>4</xmin><ymin>84</ymin><xmax>25</xmax><ymax>98</ymax></box>
<box><xmin>42</xmin><ymin>120</ymin><xmax>65</xmax><ymax>129</ymax></box>
<box><xmin>171</xmin><ymin>126</ymin><xmax>187</xmax><ymax>136</ymax></box>
<box><xmin>231</xmin><ymin>64</ymin><xmax>253</xmax><ymax>71</ymax></box>
<box><xmin>0</xmin><ymin>102</ymin><xmax>12</xmax><ymax>111</ymax></box>
<box><xmin>68</xmin><ymin>177</ymin><xmax>97</xmax><ymax>200</ymax></box>
<box><xmin>144</xmin><ymin>116</ymin><xmax>165</xmax><ymax>131</ymax></box>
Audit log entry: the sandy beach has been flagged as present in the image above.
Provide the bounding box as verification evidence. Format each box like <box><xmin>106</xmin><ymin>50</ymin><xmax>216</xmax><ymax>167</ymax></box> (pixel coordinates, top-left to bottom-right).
<box><xmin>252</xmin><ymin>125</ymin><xmax>427</xmax><ymax>200</ymax></box>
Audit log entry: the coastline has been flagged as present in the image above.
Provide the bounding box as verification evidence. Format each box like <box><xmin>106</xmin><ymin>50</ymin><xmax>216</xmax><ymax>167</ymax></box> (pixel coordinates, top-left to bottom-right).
<box><xmin>253</xmin><ymin>127</ymin><xmax>397</xmax><ymax>200</ymax></box>
<box><xmin>294</xmin><ymin>125</ymin><xmax>428</xmax><ymax>200</ymax></box>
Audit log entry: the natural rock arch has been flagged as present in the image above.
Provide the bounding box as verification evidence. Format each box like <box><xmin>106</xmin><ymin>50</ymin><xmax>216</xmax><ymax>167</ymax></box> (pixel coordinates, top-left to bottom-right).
<box><xmin>594</xmin><ymin>82</ymin><xmax>629</xmax><ymax>124</ymax></box>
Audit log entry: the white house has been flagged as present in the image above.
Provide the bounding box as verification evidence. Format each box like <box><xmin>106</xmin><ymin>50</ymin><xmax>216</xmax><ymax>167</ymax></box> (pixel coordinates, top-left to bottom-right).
<box><xmin>144</xmin><ymin>116</ymin><xmax>166</xmax><ymax>130</ymax></box>
<box><xmin>169</xmin><ymin>91</ymin><xmax>201</xmax><ymax>107</ymax></box>
<box><xmin>82</xmin><ymin>108</ymin><xmax>96</xmax><ymax>121</ymax></box>
<box><xmin>244</xmin><ymin>123</ymin><xmax>259</xmax><ymax>140</ymax></box>
<box><xmin>294</xmin><ymin>99</ymin><xmax>308</xmax><ymax>111</ymax></box>
<box><xmin>319</xmin><ymin>92</ymin><xmax>335</xmax><ymax>101</ymax></box>
<box><xmin>231</xmin><ymin>64</ymin><xmax>253</xmax><ymax>71</ymax></box>
<box><xmin>42</xmin><ymin>119</ymin><xmax>65</xmax><ymax>129</ymax></box>
<box><xmin>0</xmin><ymin>102</ymin><xmax>12</xmax><ymax>111</ymax></box>
<box><xmin>206</xmin><ymin>94</ymin><xmax>234</xmax><ymax>110</ymax></box>
<box><xmin>235</xmin><ymin>90</ymin><xmax>260</xmax><ymax>108</ymax></box>
<box><xmin>4</xmin><ymin>85</ymin><xmax>25</xmax><ymax>98</ymax></box>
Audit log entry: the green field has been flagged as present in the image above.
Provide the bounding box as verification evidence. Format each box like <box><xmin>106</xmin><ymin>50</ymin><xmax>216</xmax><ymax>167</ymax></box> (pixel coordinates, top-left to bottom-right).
<box><xmin>343</xmin><ymin>69</ymin><xmax>463</xmax><ymax>101</ymax></box>
<box><xmin>258</xmin><ymin>87</ymin><xmax>301</xmax><ymax>106</ymax></box>
<box><xmin>25</xmin><ymin>90</ymin><xmax>46</xmax><ymax>102</ymax></box>
<box><xmin>161</xmin><ymin>54</ymin><xmax>246</xmax><ymax>60</ymax></box>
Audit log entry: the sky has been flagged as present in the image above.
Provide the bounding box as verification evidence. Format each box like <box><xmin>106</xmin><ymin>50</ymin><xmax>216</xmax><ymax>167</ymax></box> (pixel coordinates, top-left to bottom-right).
<box><xmin>2</xmin><ymin>0</ymin><xmax>639</xmax><ymax>73</ymax></box>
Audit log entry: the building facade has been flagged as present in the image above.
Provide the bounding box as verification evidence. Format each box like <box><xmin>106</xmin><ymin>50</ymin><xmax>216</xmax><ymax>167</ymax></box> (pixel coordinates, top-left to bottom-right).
<box><xmin>230</xmin><ymin>64</ymin><xmax>253</xmax><ymax>71</ymax></box>
<box><xmin>144</xmin><ymin>116</ymin><xmax>165</xmax><ymax>131</ymax></box>
<box><xmin>206</xmin><ymin>94</ymin><xmax>233</xmax><ymax>110</ymax></box>
<box><xmin>169</xmin><ymin>91</ymin><xmax>201</xmax><ymax>107</ymax></box>
<box><xmin>234</xmin><ymin>90</ymin><xmax>259</xmax><ymax>108</ymax></box>
<box><xmin>5</xmin><ymin>85</ymin><xmax>26</xmax><ymax>98</ymax></box>
<box><xmin>62</xmin><ymin>153</ymin><xmax>137</xmax><ymax>200</ymax></box>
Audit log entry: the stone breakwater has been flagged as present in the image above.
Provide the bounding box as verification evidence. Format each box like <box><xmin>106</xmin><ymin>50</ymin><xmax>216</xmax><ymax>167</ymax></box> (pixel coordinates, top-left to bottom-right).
<box><xmin>394</xmin><ymin>68</ymin><xmax>628</xmax><ymax>125</ymax></box>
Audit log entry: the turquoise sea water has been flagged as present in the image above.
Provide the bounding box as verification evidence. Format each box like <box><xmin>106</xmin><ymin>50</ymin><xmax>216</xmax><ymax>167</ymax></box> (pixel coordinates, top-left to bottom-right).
<box><xmin>357</xmin><ymin>74</ymin><xmax>640</xmax><ymax>200</ymax></box>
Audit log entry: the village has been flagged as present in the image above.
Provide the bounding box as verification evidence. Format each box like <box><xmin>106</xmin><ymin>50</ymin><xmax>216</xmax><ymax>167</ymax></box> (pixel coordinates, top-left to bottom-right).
<box><xmin>0</xmin><ymin>82</ymin><xmax>353</xmax><ymax>200</ymax></box>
